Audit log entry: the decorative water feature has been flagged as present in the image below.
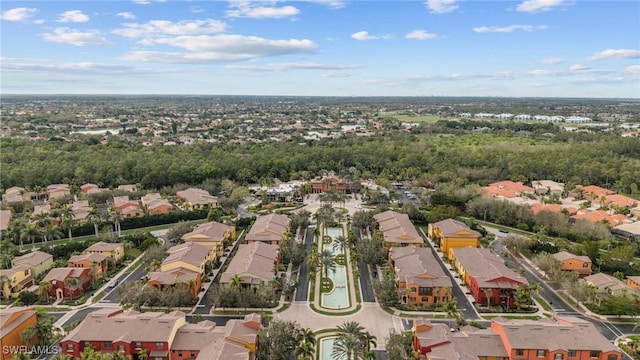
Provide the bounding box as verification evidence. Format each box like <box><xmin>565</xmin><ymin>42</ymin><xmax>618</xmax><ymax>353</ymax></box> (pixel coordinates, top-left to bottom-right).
<box><xmin>320</xmin><ymin>227</ymin><xmax>350</xmax><ymax>309</ymax></box>
<box><xmin>319</xmin><ymin>336</ymin><xmax>344</xmax><ymax>360</ymax></box>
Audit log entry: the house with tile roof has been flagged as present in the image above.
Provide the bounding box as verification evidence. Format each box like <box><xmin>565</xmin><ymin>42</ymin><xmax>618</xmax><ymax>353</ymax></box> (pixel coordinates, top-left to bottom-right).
<box><xmin>141</xmin><ymin>193</ymin><xmax>174</xmax><ymax>215</ymax></box>
<box><xmin>176</xmin><ymin>188</ymin><xmax>218</xmax><ymax>210</ymax></box>
<box><xmin>182</xmin><ymin>221</ymin><xmax>236</xmax><ymax>257</ymax></box>
<box><xmin>570</xmin><ymin>210</ymin><xmax>628</xmax><ymax>226</ymax></box>
<box><xmin>245</xmin><ymin>214</ymin><xmax>290</xmax><ymax>246</ymax></box>
<box><xmin>82</xmin><ymin>242</ymin><xmax>125</xmax><ymax>262</ymax></box>
<box><xmin>112</xmin><ymin>196</ymin><xmax>144</xmax><ymax>218</ymax></box>
<box><xmin>0</xmin><ymin>209</ymin><xmax>13</xmax><ymax>233</ymax></box>
<box><xmin>59</xmin><ymin>309</ymin><xmax>260</xmax><ymax>360</ymax></box>
<box><xmin>451</xmin><ymin>247</ymin><xmax>528</xmax><ymax>308</ymax></box>
<box><xmin>162</xmin><ymin>242</ymin><xmax>212</xmax><ymax>274</ymax></box>
<box><xmin>531</xmin><ymin>180</ymin><xmax>565</xmax><ymax>196</ymax></box>
<box><xmin>0</xmin><ymin>307</ymin><xmax>38</xmax><ymax>360</ymax></box>
<box><xmin>43</xmin><ymin>267</ymin><xmax>91</xmax><ymax>300</ymax></box>
<box><xmin>585</xmin><ymin>273</ymin><xmax>640</xmax><ymax>305</ymax></box>
<box><xmin>373</xmin><ymin>210</ymin><xmax>424</xmax><ymax>249</ymax></box>
<box><xmin>572</xmin><ymin>185</ymin><xmax>616</xmax><ymax>200</ymax></box>
<box><xmin>412</xmin><ymin>316</ymin><xmax>621</xmax><ymax>360</ymax></box>
<box><xmin>482</xmin><ymin>180</ymin><xmax>534</xmax><ymax>199</ymax></box>
<box><xmin>627</xmin><ymin>276</ymin><xmax>640</xmax><ymax>290</ymax></box>
<box><xmin>552</xmin><ymin>251</ymin><xmax>592</xmax><ymax>277</ymax></box>
<box><xmin>67</xmin><ymin>253</ymin><xmax>109</xmax><ymax>280</ymax></box>
<box><xmin>47</xmin><ymin>184</ymin><xmax>71</xmax><ymax>200</ymax></box>
<box><xmin>147</xmin><ymin>267</ymin><xmax>202</xmax><ymax>298</ymax></box>
<box><xmin>427</xmin><ymin>219</ymin><xmax>480</xmax><ymax>255</ymax></box>
<box><xmin>389</xmin><ymin>246</ymin><xmax>452</xmax><ymax>306</ymax></box>
<box><xmin>612</xmin><ymin>221</ymin><xmax>640</xmax><ymax>241</ymax></box>
<box><xmin>11</xmin><ymin>250</ymin><xmax>53</xmax><ymax>278</ymax></box>
<box><xmin>220</xmin><ymin>242</ymin><xmax>279</xmax><ymax>288</ymax></box>
<box><xmin>0</xmin><ymin>265</ymin><xmax>34</xmax><ymax>299</ymax></box>
<box><xmin>491</xmin><ymin>316</ymin><xmax>621</xmax><ymax>360</ymax></box>
<box><xmin>530</xmin><ymin>203</ymin><xmax>577</xmax><ymax>216</ymax></box>
<box><xmin>603</xmin><ymin>194</ymin><xmax>638</xmax><ymax>209</ymax></box>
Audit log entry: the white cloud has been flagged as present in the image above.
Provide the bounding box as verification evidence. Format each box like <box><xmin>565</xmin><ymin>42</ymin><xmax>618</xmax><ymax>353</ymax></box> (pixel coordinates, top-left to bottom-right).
<box><xmin>625</xmin><ymin>65</ymin><xmax>640</xmax><ymax>74</ymax></box>
<box><xmin>529</xmin><ymin>69</ymin><xmax>561</xmax><ymax>76</ymax></box>
<box><xmin>116</xmin><ymin>12</ymin><xmax>136</xmax><ymax>20</ymax></box>
<box><xmin>57</xmin><ymin>10</ymin><xmax>90</xmax><ymax>23</ymax></box>
<box><xmin>473</xmin><ymin>24</ymin><xmax>547</xmax><ymax>33</ymax></box>
<box><xmin>0</xmin><ymin>58</ymin><xmax>143</xmax><ymax>74</ymax></box>
<box><xmin>113</xmin><ymin>19</ymin><xmax>227</xmax><ymax>38</ymax></box>
<box><xmin>0</xmin><ymin>7</ymin><xmax>37</xmax><ymax>22</ymax></box>
<box><xmin>587</xmin><ymin>48</ymin><xmax>640</xmax><ymax>61</ymax></box>
<box><xmin>351</xmin><ymin>31</ymin><xmax>392</xmax><ymax>41</ymax></box>
<box><xmin>322</xmin><ymin>71</ymin><xmax>353</xmax><ymax>77</ymax></box>
<box><xmin>190</xmin><ymin>6</ymin><xmax>205</xmax><ymax>13</ymax></box>
<box><xmin>132</xmin><ymin>0</ymin><xmax>166</xmax><ymax>4</ymax></box>
<box><xmin>541</xmin><ymin>57</ymin><xmax>564</xmax><ymax>64</ymax></box>
<box><xmin>405</xmin><ymin>30</ymin><xmax>438</xmax><ymax>40</ymax></box>
<box><xmin>227</xmin><ymin>62</ymin><xmax>361</xmax><ymax>72</ymax></box>
<box><xmin>305</xmin><ymin>0</ymin><xmax>346</xmax><ymax>9</ymax></box>
<box><xmin>569</xmin><ymin>64</ymin><xmax>589</xmax><ymax>72</ymax></box>
<box><xmin>42</xmin><ymin>28</ymin><xmax>112</xmax><ymax>46</ymax></box>
<box><xmin>425</xmin><ymin>0</ymin><xmax>458</xmax><ymax>14</ymax></box>
<box><xmin>121</xmin><ymin>34</ymin><xmax>316</xmax><ymax>63</ymax></box>
<box><xmin>516</xmin><ymin>0</ymin><xmax>565</xmax><ymax>13</ymax></box>
<box><xmin>227</xmin><ymin>5</ymin><xmax>299</xmax><ymax>19</ymax></box>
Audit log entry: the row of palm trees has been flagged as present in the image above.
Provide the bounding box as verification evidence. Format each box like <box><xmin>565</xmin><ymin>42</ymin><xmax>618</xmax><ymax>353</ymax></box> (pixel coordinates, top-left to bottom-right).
<box><xmin>6</xmin><ymin>204</ymin><xmax>125</xmax><ymax>251</ymax></box>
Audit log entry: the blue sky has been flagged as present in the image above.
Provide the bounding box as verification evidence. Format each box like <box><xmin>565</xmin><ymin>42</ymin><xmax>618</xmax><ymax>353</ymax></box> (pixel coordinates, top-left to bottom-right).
<box><xmin>1</xmin><ymin>0</ymin><xmax>639</xmax><ymax>97</ymax></box>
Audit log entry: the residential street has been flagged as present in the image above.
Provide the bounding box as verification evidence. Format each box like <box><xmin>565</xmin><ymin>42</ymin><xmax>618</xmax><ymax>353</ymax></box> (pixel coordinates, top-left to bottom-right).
<box><xmin>294</xmin><ymin>227</ymin><xmax>314</xmax><ymax>301</ymax></box>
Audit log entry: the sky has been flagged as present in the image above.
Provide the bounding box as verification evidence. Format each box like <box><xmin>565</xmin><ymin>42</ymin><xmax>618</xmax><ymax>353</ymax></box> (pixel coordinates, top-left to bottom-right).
<box><xmin>1</xmin><ymin>0</ymin><xmax>639</xmax><ymax>98</ymax></box>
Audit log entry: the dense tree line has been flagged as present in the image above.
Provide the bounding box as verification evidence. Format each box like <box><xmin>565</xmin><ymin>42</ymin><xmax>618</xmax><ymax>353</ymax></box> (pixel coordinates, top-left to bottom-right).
<box><xmin>2</xmin><ymin>132</ymin><xmax>639</xmax><ymax>194</ymax></box>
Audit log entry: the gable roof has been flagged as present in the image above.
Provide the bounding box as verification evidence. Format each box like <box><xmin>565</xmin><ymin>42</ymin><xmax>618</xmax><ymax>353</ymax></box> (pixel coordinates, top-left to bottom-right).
<box><xmin>0</xmin><ymin>209</ymin><xmax>12</xmax><ymax>231</ymax></box>
<box><xmin>68</xmin><ymin>253</ymin><xmax>108</xmax><ymax>264</ymax></box>
<box><xmin>482</xmin><ymin>181</ymin><xmax>533</xmax><ymax>198</ymax></box>
<box><xmin>373</xmin><ymin>211</ymin><xmax>423</xmax><ymax>245</ymax></box>
<box><xmin>163</xmin><ymin>242</ymin><xmax>210</xmax><ymax>268</ymax></box>
<box><xmin>0</xmin><ymin>307</ymin><xmax>36</xmax><ymax>335</ymax></box>
<box><xmin>245</xmin><ymin>214</ymin><xmax>290</xmax><ymax>242</ymax></box>
<box><xmin>452</xmin><ymin>247</ymin><xmax>528</xmax><ymax>288</ymax></box>
<box><xmin>62</xmin><ymin>308</ymin><xmax>185</xmax><ymax>343</ymax></box>
<box><xmin>432</xmin><ymin>219</ymin><xmax>481</xmax><ymax>238</ymax></box>
<box><xmin>176</xmin><ymin>188</ymin><xmax>218</xmax><ymax>206</ymax></box>
<box><xmin>604</xmin><ymin>194</ymin><xmax>638</xmax><ymax>208</ymax></box>
<box><xmin>220</xmin><ymin>242</ymin><xmax>278</xmax><ymax>285</ymax></box>
<box><xmin>12</xmin><ymin>250</ymin><xmax>53</xmax><ymax>267</ymax></box>
<box><xmin>83</xmin><ymin>241</ymin><xmax>123</xmax><ymax>253</ymax></box>
<box><xmin>43</xmin><ymin>267</ymin><xmax>90</xmax><ymax>282</ymax></box>
<box><xmin>571</xmin><ymin>210</ymin><xmax>626</xmax><ymax>226</ymax></box>
<box><xmin>390</xmin><ymin>246</ymin><xmax>452</xmax><ymax>288</ymax></box>
<box><xmin>182</xmin><ymin>221</ymin><xmax>233</xmax><ymax>243</ymax></box>
<box><xmin>552</xmin><ymin>251</ymin><xmax>591</xmax><ymax>264</ymax></box>
<box><xmin>148</xmin><ymin>267</ymin><xmax>200</xmax><ymax>285</ymax></box>
<box><xmin>575</xmin><ymin>185</ymin><xmax>616</xmax><ymax>198</ymax></box>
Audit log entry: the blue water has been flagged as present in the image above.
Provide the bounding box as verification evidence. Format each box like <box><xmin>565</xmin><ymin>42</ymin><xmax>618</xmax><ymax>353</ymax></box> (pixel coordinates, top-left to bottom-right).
<box><xmin>320</xmin><ymin>227</ymin><xmax>350</xmax><ymax>309</ymax></box>
<box><xmin>319</xmin><ymin>337</ymin><xmax>345</xmax><ymax>360</ymax></box>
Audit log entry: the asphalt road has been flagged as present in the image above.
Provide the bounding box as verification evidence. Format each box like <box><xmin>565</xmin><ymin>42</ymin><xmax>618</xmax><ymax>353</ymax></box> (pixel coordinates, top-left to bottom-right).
<box><xmin>294</xmin><ymin>227</ymin><xmax>314</xmax><ymax>301</ymax></box>
<box><xmin>421</xmin><ymin>231</ymin><xmax>480</xmax><ymax>320</ymax></box>
<box><xmin>100</xmin><ymin>264</ymin><xmax>146</xmax><ymax>303</ymax></box>
<box><xmin>352</xmin><ymin>226</ymin><xmax>376</xmax><ymax>303</ymax></box>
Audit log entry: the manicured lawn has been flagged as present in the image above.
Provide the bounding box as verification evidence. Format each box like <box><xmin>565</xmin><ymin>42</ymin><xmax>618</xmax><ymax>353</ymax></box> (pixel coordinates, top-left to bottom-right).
<box><xmin>535</xmin><ymin>296</ymin><xmax>552</xmax><ymax>311</ymax></box>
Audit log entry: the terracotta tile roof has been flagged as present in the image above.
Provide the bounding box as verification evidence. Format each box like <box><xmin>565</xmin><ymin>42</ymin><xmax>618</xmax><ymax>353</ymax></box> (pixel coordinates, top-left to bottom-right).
<box><xmin>530</xmin><ymin>203</ymin><xmax>577</xmax><ymax>215</ymax></box>
<box><xmin>148</xmin><ymin>267</ymin><xmax>200</xmax><ymax>285</ymax></box>
<box><xmin>12</xmin><ymin>250</ymin><xmax>52</xmax><ymax>267</ymax></box>
<box><xmin>571</xmin><ymin>210</ymin><xmax>626</xmax><ymax>226</ymax></box>
<box><xmin>552</xmin><ymin>251</ymin><xmax>591</xmax><ymax>264</ymax></box>
<box><xmin>245</xmin><ymin>214</ymin><xmax>289</xmax><ymax>243</ymax></box>
<box><xmin>390</xmin><ymin>246</ymin><xmax>452</xmax><ymax>288</ymax></box>
<box><xmin>220</xmin><ymin>242</ymin><xmax>278</xmax><ymax>285</ymax></box>
<box><xmin>84</xmin><ymin>241</ymin><xmax>123</xmax><ymax>252</ymax></box>
<box><xmin>0</xmin><ymin>209</ymin><xmax>12</xmax><ymax>231</ymax></box>
<box><xmin>452</xmin><ymin>247</ymin><xmax>528</xmax><ymax>288</ymax></box>
<box><xmin>62</xmin><ymin>309</ymin><xmax>186</xmax><ymax>343</ymax></box>
<box><xmin>373</xmin><ymin>211</ymin><xmax>423</xmax><ymax>245</ymax></box>
<box><xmin>43</xmin><ymin>267</ymin><xmax>89</xmax><ymax>282</ymax></box>
<box><xmin>0</xmin><ymin>307</ymin><xmax>36</xmax><ymax>335</ymax></box>
<box><xmin>604</xmin><ymin>194</ymin><xmax>638</xmax><ymax>208</ymax></box>
<box><xmin>176</xmin><ymin>188</ymin><xmax>218</xmax><ymax>206</ymax></box>
<box><xmin>575</xmin><ymin>185</ymin><xmax>616</xmax><ymax>198</ymax></box>
<box><xmin>0</xmin><ymin>264</ymin><xmax>32</xmax><ymax>278</ymax></box>
<box><xmin>482</xmin><ymin>181</ymin><xmax>533</xmax><ymax>198</ymax></box>
<box><xmin>163</xmin><ymin>242</ymin><xmax>210</xmax><ymax>269</ymax></box>
<box><xmin>492</xmin><ymin>316</ymin><xmax>618</xmax><ymax>353</ymax></box>
<box><xmin>68</xmin><ymin>253</ymin><xmax>108</xmax><ymax>264</ymax></box>
<box><xmin>182</xmin><ymin>221</ymin><xmax>233</xmax><ymax>243</ymax></box>
<box><xmin>431</xmin><ymin>219</ymin><xmax>481</xmax><ymax>238</ymax></box>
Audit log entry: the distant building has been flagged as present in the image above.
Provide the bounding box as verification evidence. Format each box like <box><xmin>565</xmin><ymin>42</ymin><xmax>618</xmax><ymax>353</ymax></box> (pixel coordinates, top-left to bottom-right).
<box><xmin>176</xmin><ymin>188</ymin><xmax>218</xmax><ymax>210</ymax></box>
<box><xmin>373</xmin><ymin>210</ymin><xmax>423</xmax><ymax>248</ymax></box>
<box><xmin>11</xmin><ymin>250</ymin><xmax>54</xmax><ymax>278</ymax></box>
<box><xmin>245</xmin><ymin>214</ymin><xmax>290</xmax><ymax>246</ymax></box>
<box><xmin>482</xmin><ymin>181</ymin><xmax>534</xmax><ymax>199</ymax></box>
<box><xmin>181</xmin><ymin>221</ymin><xmax>235</xmax><ymax>257</ymax></box>
<box><xmin>427</xmin><ymin>219</ymin><xmax>480</xmax><ymax>255</ymax></box>
<box><xmin>552</xmin><ymin>251</ymin><xmax>592</xmax><ymax>277</ymax></box>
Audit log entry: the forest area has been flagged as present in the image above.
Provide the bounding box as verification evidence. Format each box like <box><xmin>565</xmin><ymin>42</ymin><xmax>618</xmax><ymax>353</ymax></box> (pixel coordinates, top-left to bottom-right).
<box><xmin>2</xmin><ymin>131</ymin><xmax>639</xmax><ymax>196</ymax></box>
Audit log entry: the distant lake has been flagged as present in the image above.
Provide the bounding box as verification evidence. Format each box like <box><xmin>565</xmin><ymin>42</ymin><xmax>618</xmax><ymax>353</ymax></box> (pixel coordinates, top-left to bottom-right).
<box><xmin>71</xmin><ymin>128</ymin><xmax>120</xmax><ymax>135</ymax></box>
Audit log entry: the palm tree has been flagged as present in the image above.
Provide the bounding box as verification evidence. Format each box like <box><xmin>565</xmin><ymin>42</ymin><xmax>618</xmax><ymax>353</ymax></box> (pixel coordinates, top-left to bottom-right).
<box><xmin>230</xmin><ymin>274</ymin><xmax>242</xmax><ymax>288</ymax></box>
<box><xmin>20</xmin><ymin>223</ymin><xmax>41</xmax><ymax>250</ymax></box>
<box><xmin>20</xmin><ymin>326</ymin><xmax>37</xmax><ymax>347</ymax></box>
<box><xmin>333</xmin><ymin>235</ymin><xmax>349</xmax><ymax>253</ymax></box>
<box><xmin>362</xmin><ymin>332</ymin><xmax>377</xmax><ymax>353</ymax></box>
<box><xmin>443</xmin><ymin>298</ymin><xmax>461</xmax><ymax>328</ymax></box>
<box><xmin>295</xmin><ymin>340</ymin><xmax>314</xmax><ymax>360</ymax></box>
<box><xmin>297</xmin><ymin>327</ymin><xmax>316</xmax><ymax>348</ymax></box>
<box><xmin>87</xmin><ymin>207</ymin><xmax>101</xmax><ymax>238</ymax></box>
<box><xmin>34</xmin><ymin>211</ymin><xmax>50</xmax><ymax>243</ymax></box>
<box><xmin>483</xmin><ymin>288</ymin><xmax>493</xmax><ymax>307</ymax></box>
<box><xmin>44</xmin><ymin>224</ymin><xmax>63</xmax><ymax>245</ymax></box>
<box><xmin>64</xmin><ymin>277</ymin><xmax>80</xmax><ymax>296</ymax></box>
<box><xmin>59</xmin><ymin>204</ymin><xmax>75</xmax><ymax>241</ymax></box>
<box><xmin>9</xmin><ymin>220</ymin><xmax>26</xmax><ymax>250</ymax></box>
<box><xmin>138</xmin><ymin>349</ymin><xmax>149</xmax><ymax>360</ymax></box>
<box><xmin>38</xmin><ymin>280</ymin><xmax>53</xmax><ymax>303</ymax></box>
<box><xmin>317</xmin><ymin>249</ymin><xmax>337</xmax><ymax>285</ymax></box>
<box><xmin>109</xmin><ymin>207</ymin><xmax>123</xmax><ymax>237</ymax></box>
<box><xmin>332</xmin><ymin>322</ymin><xmax>366</xmax><ymax>360</ymax></box>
